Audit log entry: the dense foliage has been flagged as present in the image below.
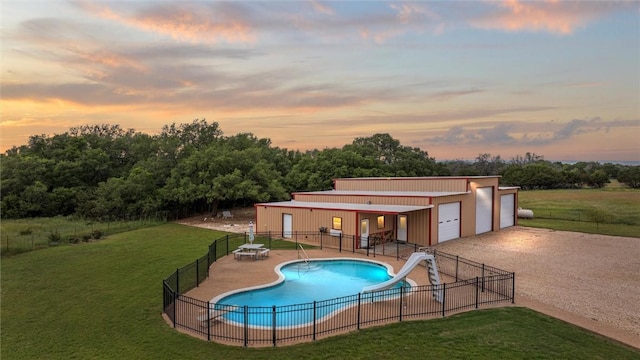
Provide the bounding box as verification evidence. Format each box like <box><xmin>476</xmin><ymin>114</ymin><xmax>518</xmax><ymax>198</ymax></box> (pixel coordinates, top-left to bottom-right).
<box><xmin>2</xmin><ymin>121</ymin><xmax>638</xmax><ymax>220</ymax></box>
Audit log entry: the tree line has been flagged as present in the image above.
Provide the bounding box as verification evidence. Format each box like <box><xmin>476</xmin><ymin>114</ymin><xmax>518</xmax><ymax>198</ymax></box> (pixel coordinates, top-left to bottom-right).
<box><xmin>1</xmin><ymin>120</ymin><xmax>638</xmax><ymax>220</ymax></box>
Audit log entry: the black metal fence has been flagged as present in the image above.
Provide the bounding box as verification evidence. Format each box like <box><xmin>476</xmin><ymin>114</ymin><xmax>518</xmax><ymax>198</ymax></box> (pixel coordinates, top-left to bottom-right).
<box><xmin>162</xmin><ymin>231</ymin><xmax>515</xmax><ymax>347</ymax></box>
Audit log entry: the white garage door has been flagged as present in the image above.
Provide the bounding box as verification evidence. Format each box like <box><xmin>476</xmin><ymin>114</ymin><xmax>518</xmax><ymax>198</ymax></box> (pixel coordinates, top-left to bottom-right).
<box><xmin>476</xmin><ymin>187</ymin><xmax>493</xmax><ymax>234</ymax></box>
<box><xmin>438</xmin><ymin>202</ymin><xmax>460</xmax><ymax>243</ymax></box>
<box><xmin>500</xmin><ymin>194</ymin><xmax>515</xmax><ymax>229</ymax></box>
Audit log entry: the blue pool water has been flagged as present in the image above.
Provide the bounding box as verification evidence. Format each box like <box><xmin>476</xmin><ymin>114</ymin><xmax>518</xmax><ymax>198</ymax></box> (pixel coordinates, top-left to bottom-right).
<box><xmin>214</xmin><ymin>259</ymin><xmax>406</xmax><ymax>327</ymax></box>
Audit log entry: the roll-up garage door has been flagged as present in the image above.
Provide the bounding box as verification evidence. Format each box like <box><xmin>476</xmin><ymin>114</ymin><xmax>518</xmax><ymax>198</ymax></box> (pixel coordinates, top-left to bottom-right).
<box><xmin>500</xmin><ymin>194</ymin><xmax>515</xmax><ymax>228</ymax></box>
<box><xmin>475</xmin><ymin>187</ymin><xmax>493</xmax><ymax>234</ymax></box>
<box><xmin>438</xmin><ymin>202</ymin><xmax>460</xmax><ymax>243</ymax></box>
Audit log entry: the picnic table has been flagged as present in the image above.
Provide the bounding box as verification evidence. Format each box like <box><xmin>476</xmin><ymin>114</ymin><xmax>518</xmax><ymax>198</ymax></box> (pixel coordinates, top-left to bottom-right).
<box><xmin>233</xmin><ymin>244</ymin><xmax>270</xmax><ymax>260</ymax></box>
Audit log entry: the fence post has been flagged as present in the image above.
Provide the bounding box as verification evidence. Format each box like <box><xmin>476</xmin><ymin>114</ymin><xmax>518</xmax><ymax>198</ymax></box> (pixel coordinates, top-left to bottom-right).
<box><xmin>272</xmin><ymin>305</ymin><xmax>277</xmax><ymax>347</ymax></box>
<box><xmin>243</xmin><ymin>305</ymin><xmax>249</xmax><ymax>347</ymax></box>
<box><xmin>475</xmin><ymin>277</ymin><xmax>479</xmax><ymax>309</ymax></box>
<box><xmin>399</xmin><ymin>286</ymin><xmax>404</xmax><ymax>321</ymax></box>
<box><xmin>455</xmin><ymin>255</ymin><xmax>459</xmax><ymax>281</ymax></box>
<box><xmin>176</xmin><ymin>268</ymin><xmax>180</xmax><ymax>294</ymax></box>
<box><xmin>372</xmin><ymin>237</ymin><xmax>376</xmax><ymax>257</ymax></box>
<box><xmin>441</xmin><ymin>283</ymin><xmax>446</xmax><ymax>317</ymax></box>
<box><xmin>482</xmin><ymin>264</ymin><xmax>485</xmax><ymax>292</ymax></box>
<box><xmin>357</xmin><ymin>293</ymin><xmax>361</xmax><ymax>330</ymax></box>
<box><xmin>512</xmin><ymin>273</ymin><xmax>516</xmax><ymax>304</ymax></box>
<box><xmin>352</xmin><ymin>234</ymin><xmax>355</xmax><ymax>253</ymax></box>
<box><xmin>207</xmin><ymin>302</ymin><xmax>211</xmax><ymax>341</ymax></box>
<box><xmin>339</xmin><ymin>233</ymin><xmax>342</xmax><ymax>253</ymax></box>
<box><xmin>196</xmin><ymin>258</ymin><xmax>199</xmax><ymax>287</ymax></box>
<box><xmin>313</xmin><ymin>301</ymin><xmax>317</xmax><ymax>341</ymax></box>
<box><xmin>173</xmin><ymin>288</ymin><xmax>177</xmax><ymax>328</ymax></box>
<box><xmin>226</xmin><ymin>235</ymin><xmax>229</xmax><ymax>256</ymax></box>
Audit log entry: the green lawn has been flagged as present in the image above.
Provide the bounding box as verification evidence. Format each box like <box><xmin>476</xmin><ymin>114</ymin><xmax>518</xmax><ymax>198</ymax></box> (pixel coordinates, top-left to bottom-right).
<box><xmin>517</xmin><ymin>186</ymin><xmax>640</xmax><ymax>238</ymax></box>
<box><xmin>0</xmin><ymin>216</ymin><xmax>165</xmax><ymax>256</ymax></box>
<box><xmin>2</xmin><ymin>223</ymin><xmax>638</xmax><ymax>359</ymax></box>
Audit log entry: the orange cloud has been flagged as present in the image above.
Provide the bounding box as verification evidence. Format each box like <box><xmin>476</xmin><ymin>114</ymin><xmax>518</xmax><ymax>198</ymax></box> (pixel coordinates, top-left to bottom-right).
<box><xmin>76</xmin><ymin>1</ymin><xmax>255</xmax><ymax>44</ymax></box>
<box><xmin>473</xmin><ymin>0</ymin><xmax>602</xmax><ymax>34</ymax></box>
<box><xmin>310</xmin><ymin>0</ymin><xmax>334</xmax><ymax>15</ymax></box>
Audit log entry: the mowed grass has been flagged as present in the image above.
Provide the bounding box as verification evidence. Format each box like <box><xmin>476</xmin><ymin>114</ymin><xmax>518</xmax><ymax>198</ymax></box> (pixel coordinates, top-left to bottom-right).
<box><xmin>517</xmin><ymin>184</ymin><xmax>640</xmax><ymax>238</ymax></box>
<box><xmin>2</xmin><ymin>224</ymin><xmax>639</xmax><ymax>359</ymax></box>
<box><xmin>0</xmin><ymin>216</ymin><xmax>165</xmax><ymax>255</ymax></box>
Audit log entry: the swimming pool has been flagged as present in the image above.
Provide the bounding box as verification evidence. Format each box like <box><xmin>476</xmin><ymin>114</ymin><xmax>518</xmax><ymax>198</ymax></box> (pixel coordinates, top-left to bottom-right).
<box><xmin>210</xmin><ymin>258</ymin><xmax>410</xmax><ymax>328</ymax></box>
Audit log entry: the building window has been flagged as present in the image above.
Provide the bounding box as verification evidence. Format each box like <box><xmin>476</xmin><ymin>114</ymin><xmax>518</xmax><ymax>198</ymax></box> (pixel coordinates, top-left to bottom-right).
<box><xmin>377</xmin><ymin>215</ymin><xmax>385</xmax><ymax>229</ymax></box>
<box><xmin>332</xmin><ymin>217</ymin><xmax>342</xmax><ymax>230</ymax></box>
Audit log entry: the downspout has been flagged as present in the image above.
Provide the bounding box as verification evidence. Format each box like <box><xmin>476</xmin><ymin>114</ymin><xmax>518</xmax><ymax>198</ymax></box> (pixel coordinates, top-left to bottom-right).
<box><xmin>355</xmin><ymin>211</ymin><xmax>360</xmax><ymax>249</ymax></box>
<box><xmin>428</xmin><ymin>198</ymin><xmax>433</xmax><ymax>246</ymax></box>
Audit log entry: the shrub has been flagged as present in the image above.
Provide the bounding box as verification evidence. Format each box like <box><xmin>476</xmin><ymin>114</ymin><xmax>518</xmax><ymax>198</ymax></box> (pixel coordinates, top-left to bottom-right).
<box><xmin>81</xmin><ymin>234</ymin><xmax>91</xmax><ymax>242</ymax></box>
<box><xmin>19</xmin><ymin>228</ymin><xmax>33</xmax><ymax>236</ymax></box>
<box><xmin>48</xmin><ymin>231</ymin><xmax>61</xmax><ymax>244</ymax></box>
<box><xmin>68</xmin><ymin>236</ymin><xmax>80</xmax><ymax>244</ymax></box>
<box><xmin>91</xmin><ymin>230</ymin><xmax>103</xmax><ymax>239</ymax></box>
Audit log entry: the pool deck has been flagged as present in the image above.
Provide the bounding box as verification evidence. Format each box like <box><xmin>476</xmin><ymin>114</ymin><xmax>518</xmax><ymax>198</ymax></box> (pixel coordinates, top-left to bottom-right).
<box><xmin>185</xmin><ymin>248</ymin><xmax>433</xmax><ymax>303</ymax></box>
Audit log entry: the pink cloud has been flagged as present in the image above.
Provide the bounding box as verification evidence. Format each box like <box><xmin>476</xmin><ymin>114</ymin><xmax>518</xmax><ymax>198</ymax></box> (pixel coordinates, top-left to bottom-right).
<box><xmin>310</xmin><ymin>0</ymin><xmax>334</xmax><ymax>15</ymax></box>
<box><xmin>472</xmin><ymin>0</ymin><xmax>614</xmax><ymax>35</ymax></box>
<box><xmin>76</xmin><ymin>1</ymin><xmax>255</xmax><ymax>44</ymax></box>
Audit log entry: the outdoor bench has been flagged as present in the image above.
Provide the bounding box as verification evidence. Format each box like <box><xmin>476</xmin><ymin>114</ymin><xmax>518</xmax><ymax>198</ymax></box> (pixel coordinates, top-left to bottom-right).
<box><xmin>232</xmin><ymin>249</ymin><xmax>256</xmax><ymax>260</ymax></box>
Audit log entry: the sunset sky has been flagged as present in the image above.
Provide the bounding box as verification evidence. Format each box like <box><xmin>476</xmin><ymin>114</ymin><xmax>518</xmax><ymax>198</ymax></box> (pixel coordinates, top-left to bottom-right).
<box><xmin>1</xmin><ymin>0</ymin><xmax>639</xmax><ymax>162</ymax></box>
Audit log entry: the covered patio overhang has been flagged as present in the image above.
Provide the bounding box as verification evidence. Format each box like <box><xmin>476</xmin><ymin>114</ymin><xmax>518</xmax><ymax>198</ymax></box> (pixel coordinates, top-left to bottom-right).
<box><xmin>258</xmin><ymin>201</ymin><xmax>433</xmax><ymax>246</ymax></box>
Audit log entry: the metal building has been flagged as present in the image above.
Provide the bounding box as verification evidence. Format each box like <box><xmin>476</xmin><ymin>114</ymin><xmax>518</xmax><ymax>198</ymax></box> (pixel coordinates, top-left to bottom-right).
<box><xmin>256</xmin><ymin>176</ymin><xmax>519</xmax><ymax>247</ymax></box>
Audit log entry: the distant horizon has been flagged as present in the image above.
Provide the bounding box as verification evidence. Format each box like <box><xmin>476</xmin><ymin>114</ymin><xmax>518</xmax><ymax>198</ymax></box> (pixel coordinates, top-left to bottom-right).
<box><xmin>2</xmin><ymin>123</ymin><xmax>638</xmax><ymax>165</ymax></box>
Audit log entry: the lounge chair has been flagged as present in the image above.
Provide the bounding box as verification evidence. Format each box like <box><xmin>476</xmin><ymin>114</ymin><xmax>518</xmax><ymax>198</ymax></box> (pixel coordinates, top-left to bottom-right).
<box><xmin>222</xmin><ymin>211</ymin><xmax>233</xmax><ymax>219</ymax></box>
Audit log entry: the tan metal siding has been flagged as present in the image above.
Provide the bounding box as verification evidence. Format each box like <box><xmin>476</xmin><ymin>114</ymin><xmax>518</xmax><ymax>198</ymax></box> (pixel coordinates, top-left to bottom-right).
<box><xmin>406</xmin><ymin>209</ymin><xmax>430</xmax><ymax>246</ymax></box>
<box><xmin>293</xmin><ymin>193</ymin><xmax>432</xmax><ymax>206</ymax></box>
<box><xmin>257</xmin><ymin>206</ymin><xmax>357</xmax><ymax>238</ymax></box>
<box><xmin>258</xmin><ymin>176</ymin><xmax>511</xmax><ymax>247</ymax></box>
<box><xmin>335</xmin><ymin>178</ymin><xmax>469</xmax><ymax>192</ymax></box>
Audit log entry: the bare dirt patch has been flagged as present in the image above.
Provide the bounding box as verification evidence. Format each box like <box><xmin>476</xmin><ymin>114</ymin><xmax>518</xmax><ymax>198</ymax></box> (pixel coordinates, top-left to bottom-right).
<box><xmin>176</xmin><ymin>207</ymin><xmax>256</xmax><ymax>233</ymax></box>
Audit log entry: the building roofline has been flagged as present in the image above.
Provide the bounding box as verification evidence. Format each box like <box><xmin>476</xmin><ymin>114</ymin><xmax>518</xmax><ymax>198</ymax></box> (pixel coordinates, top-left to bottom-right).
<box><xmin>256</xmin><ymin>200</ymin><xmax>433</xmax><ymax>214</ymax></box>
<box><xmin>292</xmin><ymin>190</ymin><xmax>469</xmax><ymax>198</ymax></box>
<box><xmin>333</xmin><ymin>175</ymin><xmax>501</xmax><ymax>181</ymax></box>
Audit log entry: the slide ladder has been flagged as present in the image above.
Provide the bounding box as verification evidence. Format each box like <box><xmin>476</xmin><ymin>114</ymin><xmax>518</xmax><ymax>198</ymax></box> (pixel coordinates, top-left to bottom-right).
<box><xmin>424</xmin><ymin>255</ymin><xmax>443</xmax><ymax>303</ymax></box>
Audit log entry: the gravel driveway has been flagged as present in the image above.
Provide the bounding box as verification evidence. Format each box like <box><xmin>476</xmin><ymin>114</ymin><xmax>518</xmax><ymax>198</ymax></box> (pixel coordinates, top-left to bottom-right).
<box><xmin>433</xmin><ymin>226</ymin><xmax>640</xmax><ymax>347</ymax></box>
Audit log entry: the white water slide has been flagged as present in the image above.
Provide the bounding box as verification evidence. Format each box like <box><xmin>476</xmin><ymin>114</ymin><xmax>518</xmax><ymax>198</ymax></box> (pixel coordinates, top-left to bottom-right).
<box><xmin>361</xmin><ymin>252</ymin><xmax>442</xmax><ymax>302</ymax></box>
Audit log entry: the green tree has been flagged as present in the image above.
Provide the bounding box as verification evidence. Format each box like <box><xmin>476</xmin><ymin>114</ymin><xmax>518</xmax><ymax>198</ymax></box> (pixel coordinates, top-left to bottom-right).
<box><xmin>617</xmin><ymin>166</ymin><xmax>640</xmax><ymax>188</ymax></box>
<box><xmin>586</xmin><ymin>169</ymin><xmax>610</xmax><ymax>189</ymax></box>
<box><xmin>162</xmin><ymin>134</ymin><xmax>288</xmax><ymax>216</ymax></box>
